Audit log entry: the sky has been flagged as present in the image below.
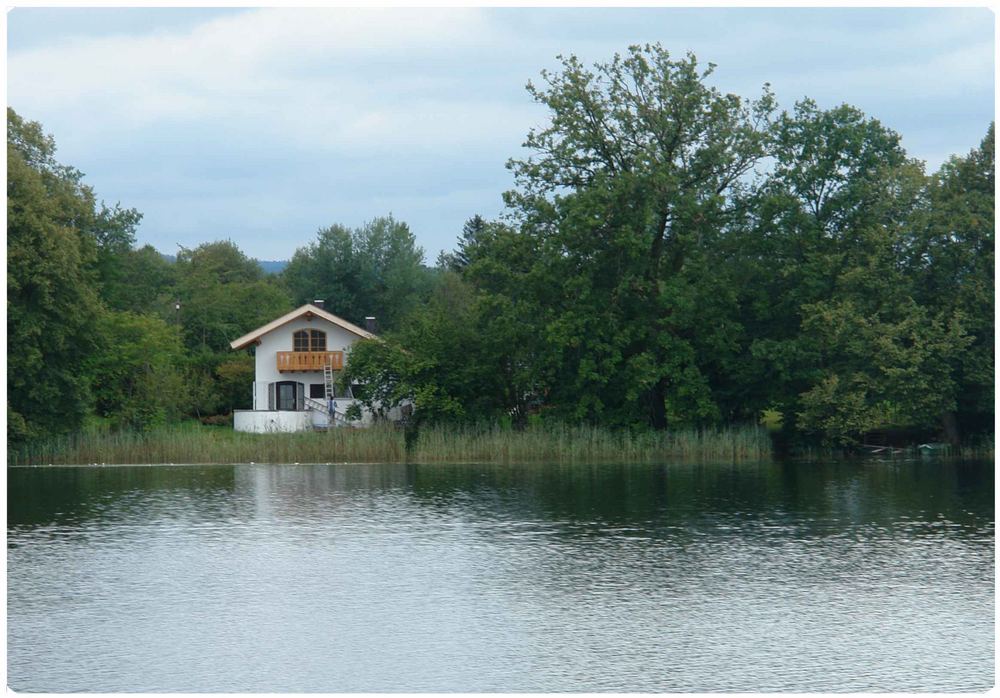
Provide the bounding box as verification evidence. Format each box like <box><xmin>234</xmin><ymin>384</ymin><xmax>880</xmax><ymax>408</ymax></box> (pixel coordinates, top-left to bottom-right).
<box><xmin>7</xmin><ymin>7</ymin><xmax>995</xmax><ymax>262</ymax></box>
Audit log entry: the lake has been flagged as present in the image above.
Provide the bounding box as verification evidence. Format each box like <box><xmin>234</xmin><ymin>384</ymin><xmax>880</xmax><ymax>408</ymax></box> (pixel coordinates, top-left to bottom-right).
<box><xmin>7</xmin><ymin>459</ymin><xmax>994</xmax><ymax>692</ymax></box>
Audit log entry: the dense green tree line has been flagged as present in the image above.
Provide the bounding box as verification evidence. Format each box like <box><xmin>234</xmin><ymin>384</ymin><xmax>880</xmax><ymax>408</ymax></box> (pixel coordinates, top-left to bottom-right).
<box><xmin>7</xmin><ymin>45</ymin><xmax>994</xmax><ymax>450</ymax></box>
<box><xmin>345</xmin><ymin>45</ymin><xmax>994</xmax><ymax>449</ymax></box>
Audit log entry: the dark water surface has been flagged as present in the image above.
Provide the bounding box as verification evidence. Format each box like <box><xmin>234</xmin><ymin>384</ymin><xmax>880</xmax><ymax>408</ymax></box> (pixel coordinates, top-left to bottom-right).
<box><xmin>7</xmin><ymin>460</ymin><xmax>994</xmax><ymax>692</ymax></box>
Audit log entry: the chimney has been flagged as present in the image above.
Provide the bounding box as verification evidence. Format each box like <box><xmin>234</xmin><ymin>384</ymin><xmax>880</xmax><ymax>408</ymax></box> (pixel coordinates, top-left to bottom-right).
<box><xmin>365</xmin><ymin>316</ymin><xmax>379</xmax><ymax>334</ymax></box>
<box><xmin>313</xmin><ymin>299</ymin><xmax>325</xmax><ymax>310</ymax></box>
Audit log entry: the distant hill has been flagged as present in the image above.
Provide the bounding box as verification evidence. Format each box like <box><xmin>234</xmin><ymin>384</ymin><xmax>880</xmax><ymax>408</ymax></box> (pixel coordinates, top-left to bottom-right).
<box><xmin>158</xmin><ymin>252</ymin><xmax>287</xmax><ymax>275</ymax></box>
<box><xmin>258</xmin><ymin>260</ymin><xmax>288</xmax><ymax>275</ymax></box>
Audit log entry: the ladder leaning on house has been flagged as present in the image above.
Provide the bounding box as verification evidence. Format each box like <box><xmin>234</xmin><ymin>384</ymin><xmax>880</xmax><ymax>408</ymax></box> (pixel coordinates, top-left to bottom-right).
<box><xmin>322</xmin><ymin>360</ymin><xmax>354</xmax><ymax>401</ymax></box>
<box><xmin>323</xmin><ymin>362</ymin><xmax>335</xmax><ymax>401</ymax></box>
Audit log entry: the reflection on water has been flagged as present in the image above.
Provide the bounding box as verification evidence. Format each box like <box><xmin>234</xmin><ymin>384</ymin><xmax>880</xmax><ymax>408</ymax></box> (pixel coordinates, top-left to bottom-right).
<box><xmin>7</xmin><ymin>460</ymin><xmax>994</xmax><ymax>692</ymax></box>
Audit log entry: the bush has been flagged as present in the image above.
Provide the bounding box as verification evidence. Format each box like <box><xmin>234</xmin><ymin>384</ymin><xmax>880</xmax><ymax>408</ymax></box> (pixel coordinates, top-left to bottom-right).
<box><xmin>199</xmin><ymin>413</ymin><xmax>233</xmax><ymax>427</ymax></box>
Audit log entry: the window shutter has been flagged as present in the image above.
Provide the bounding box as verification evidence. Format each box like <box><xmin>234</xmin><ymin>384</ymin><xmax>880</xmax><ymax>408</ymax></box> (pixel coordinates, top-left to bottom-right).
<box><xmin>268</xmin><ymin>382</ymin><xmax>275</xmax><ymax>410</ymax></box>
<box><xmin>296</xmin><ymin>383</ymin><xmax>305</xmax><ymax>411</ymax></box>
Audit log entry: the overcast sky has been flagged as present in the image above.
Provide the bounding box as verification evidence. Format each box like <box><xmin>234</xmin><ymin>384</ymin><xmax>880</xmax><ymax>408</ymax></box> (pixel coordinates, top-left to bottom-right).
<box><xmin>7</xmin><ymin>7</ymin><xmax>995</xmax><ymax>262</ymax></box>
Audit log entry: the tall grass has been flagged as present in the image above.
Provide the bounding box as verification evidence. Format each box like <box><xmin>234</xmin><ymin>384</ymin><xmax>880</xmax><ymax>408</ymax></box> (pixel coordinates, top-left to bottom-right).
<box><xmin>8</xmin><ymin>423</ymin><xmax>406</xmax><ymax>467</ymax></box>
<box><xmin>409</xmin><ymin>423</ymin><xmax>772</xmax><ymax>463</ymax></box>
<box><xmin>959</xmin><ymin>437</ymin><xmax>994</xmax><ymax>460</ymax></box>
<box><xmin>8</xmin><ymin>422</ymin><xmax>772</xmax><ymax>466</ymax></box>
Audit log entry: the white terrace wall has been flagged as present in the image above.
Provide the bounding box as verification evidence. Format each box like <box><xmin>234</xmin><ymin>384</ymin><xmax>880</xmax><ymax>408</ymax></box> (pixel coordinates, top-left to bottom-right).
<box><xmin>233</xmin><ymin>409</ymin><xmax>313</xmax><ymax>433</ymax></box>
<box><xmin>234</xmin><ymin>399</ymin><xmax>376</xmax><ymax>433</ymax></box>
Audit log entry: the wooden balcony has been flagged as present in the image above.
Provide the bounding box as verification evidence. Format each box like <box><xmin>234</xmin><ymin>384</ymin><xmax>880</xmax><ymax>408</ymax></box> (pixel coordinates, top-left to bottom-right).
<box><xmin>276</xmin><ymin>351</ymin><xmax>344</xmax><ymax>372</ymax></box>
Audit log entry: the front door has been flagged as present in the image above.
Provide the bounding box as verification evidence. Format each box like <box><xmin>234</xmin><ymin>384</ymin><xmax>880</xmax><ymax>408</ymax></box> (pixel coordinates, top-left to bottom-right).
<box><xmin>277</xmin><ymin>382</ymin><xmax>296</xmax><ymax>411</ymax></box>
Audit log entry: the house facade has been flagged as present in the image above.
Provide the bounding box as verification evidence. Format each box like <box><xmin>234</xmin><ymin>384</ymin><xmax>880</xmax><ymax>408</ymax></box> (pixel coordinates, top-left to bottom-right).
<box><xmin>229</xmin><ymin>302</ymin><xmax>387</xmax><ymax>432</ymax></box>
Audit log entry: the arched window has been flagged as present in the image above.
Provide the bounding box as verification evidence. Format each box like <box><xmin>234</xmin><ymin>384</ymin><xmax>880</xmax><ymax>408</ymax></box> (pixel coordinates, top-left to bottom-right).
<box><xmin>293</xmin><ymin>329</ymin><xmax>326</xmax><ymax>352</ymax></box>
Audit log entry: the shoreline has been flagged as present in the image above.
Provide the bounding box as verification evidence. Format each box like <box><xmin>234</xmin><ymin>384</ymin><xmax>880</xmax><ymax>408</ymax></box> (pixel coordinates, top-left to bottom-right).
<box><xmin>10</xmin><ymin>422</ymin><xmax>991</xmax><ymax>468</ymax></box>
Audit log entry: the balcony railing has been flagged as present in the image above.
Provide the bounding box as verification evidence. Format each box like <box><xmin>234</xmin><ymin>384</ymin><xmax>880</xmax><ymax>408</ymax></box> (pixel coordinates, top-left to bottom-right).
<box><xmin>276</xmin><ymin>351</ymin><xmax>344</xmax><ymax>372</ymax></box>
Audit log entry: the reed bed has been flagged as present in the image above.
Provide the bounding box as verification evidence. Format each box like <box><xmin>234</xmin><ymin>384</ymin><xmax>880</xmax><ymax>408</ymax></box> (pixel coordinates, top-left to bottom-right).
<box><xmin>9</xmin><ymin>421</ymin><xmax>772</xmax><ymax>466</ymax></box>
<box><xmin>959</xmin><ymin>437</ymin><xmax>994</xmax><ymax>460</ymax></box>
<box><xmin>9</xmin><ymin>424</ymin><xmax>406</xmax><ymax>467</ymax></box>
<box><xmin>409</xmin><ymin>423</ymin><xmax>772</xmax><ymax>463</ymax></box>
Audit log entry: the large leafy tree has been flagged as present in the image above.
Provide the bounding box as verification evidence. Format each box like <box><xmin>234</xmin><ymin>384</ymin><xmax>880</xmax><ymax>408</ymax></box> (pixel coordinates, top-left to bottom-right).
<box><xmin>7</xmin><ymin>109</ymin><xmax>104</xmax><ymax>442</ymax></box>
<box><xmin>173</xmin><ymin>240</ymin><xmax>293</xmax><ymax>417</ymax></box>
<box><xmin>282</xmin><ymin>215</ymin><xmax>432</xmax><ymax>331</ymax></box>
<box><xmin>86</xmin><ymin>311</ymin><xmax>190</xmax><ymax>431</ymax></box>
<box><xmin>343</xmin><ymin>269</ymin><xmax>537</xmax><ymax>426</ymax></box>
<box><xmin>734</xmin><ymin>100</ymin><xmax>922</xmax><ymax>422</ymax></box>
<box><xmin>104</xmin><ymin>244</ymin><xmax>178</xmax><ymax>315</ymax></box>
<box><xmin>175</xmin><ymin>240</ymin><xmax>292</xmax><ymax>353</ymax></box>
<box><xmin>348</xmin><ymin>211</ymin><xmax>560</xmax><ymax>429</ymax></box>
<box><xmin>906</xmin><ymin>125</ymin><xmax>994</xmax><ymax>441</ymax></box>
<box><xmin>794</xmin><ymin>300</ymin><xmax>970</xmax><ymax>446</ymax></box>
<box><xmin>503</xmin><ymin>44</ymin><xmax>776</xmax><ymax>429</ymax></box>
<box><xmin>343</xmin><ymin>274</ymin><xmax>479</xmax><ymax>425</ymax></box>
<box><xmin>734</xmin><ymin>101</ymin><xmax>979</xmax><ymax>445</ymax></box>
<box><xmin>284</xmin><ymin>223</ymin><xmax>361</xmax><ymax>319</ymax></box>
<box><xmin>90</xmin><ymin>204</ymin><xmax>144</xmax><ymax>307</ymax></box>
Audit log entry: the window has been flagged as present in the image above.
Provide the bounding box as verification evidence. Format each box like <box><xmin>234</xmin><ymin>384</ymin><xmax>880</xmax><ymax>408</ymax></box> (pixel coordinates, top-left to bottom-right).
<box><xmin>309</xmin><ymin>383</ymin><xmax>325</xmax><ymax>399</ymax></box>
<box><xmin>293</xmin><ymin>330</ymin><xmax>309</xmax><ymax>352</ymax></box>
<box><xmin>293</xmin><ymin>329</ymin><xmax>327</xmax><ymax>352</ymax></box>
<box><xmin>331</xmin><ymin>383</ymin><xmax>353</xmax><ymax>399</ymax></box>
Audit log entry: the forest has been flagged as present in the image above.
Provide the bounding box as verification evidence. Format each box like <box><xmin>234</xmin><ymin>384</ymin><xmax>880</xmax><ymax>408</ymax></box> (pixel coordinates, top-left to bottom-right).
<box><xmin>7</xmin><ymin>45</ymin><xmax>994</xmax><ymax>455</ymax></box>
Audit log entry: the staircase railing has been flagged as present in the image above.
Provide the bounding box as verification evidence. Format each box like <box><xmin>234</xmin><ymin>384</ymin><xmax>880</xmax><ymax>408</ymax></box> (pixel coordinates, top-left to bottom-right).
<box><xmin>304</xmin><ymin>396</ymin><xmax>352</xmax><ymax>426</ymax></box>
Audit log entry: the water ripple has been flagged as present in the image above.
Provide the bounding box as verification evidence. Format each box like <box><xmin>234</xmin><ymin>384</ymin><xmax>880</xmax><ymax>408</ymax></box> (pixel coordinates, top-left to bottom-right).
<box><xmin>7</xmin><ymin>460</ymin><xmax>994</xmax><ymax>692</ymax></box>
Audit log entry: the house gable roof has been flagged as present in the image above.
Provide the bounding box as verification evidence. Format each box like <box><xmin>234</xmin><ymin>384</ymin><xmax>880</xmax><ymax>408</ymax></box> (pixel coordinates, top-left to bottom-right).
<box><xmin>229</xmin><ymin>304</ymin><xmax>375</xmax><ymax>350</ymax></box>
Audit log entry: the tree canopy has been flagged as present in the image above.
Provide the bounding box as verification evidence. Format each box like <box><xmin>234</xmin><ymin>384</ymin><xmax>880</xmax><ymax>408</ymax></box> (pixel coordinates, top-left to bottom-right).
<box><xmin>344</xmin><ymin>45</ymin><xmax>993</xmax><ymax>447</ymax></box>
<box><xmin>8</xmin><ymin>108</ymin><xmax>106</xmax><ymax>440</ymax></box>
<box><xmin>281</xmin><ymin>215</ymin><xmax>432</xmax><ymax>331</ymax></box>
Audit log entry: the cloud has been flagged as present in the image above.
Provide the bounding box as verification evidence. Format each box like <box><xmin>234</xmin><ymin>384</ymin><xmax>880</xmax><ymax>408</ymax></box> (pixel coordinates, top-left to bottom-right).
<box><xmin>7</xmin><ymin>7</ymin><xmax>994</xmax><ymax>260</ymax></box>
<box><xmin>9</xmin><ymin>9</ymin><xmax>494</xmax><ymax>110</ymax></box>
<box><xmin>8</xmin><ymin>8</ymin><xmax>540</xmax><ymax>160</ymax></box>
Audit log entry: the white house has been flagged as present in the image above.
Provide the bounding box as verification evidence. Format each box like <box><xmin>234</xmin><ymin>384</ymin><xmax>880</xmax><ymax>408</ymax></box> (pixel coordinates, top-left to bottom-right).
<box><xmin>229</xmin><ymin>302</ymin><xmax>388</xmax><ymax>433</ymax></box>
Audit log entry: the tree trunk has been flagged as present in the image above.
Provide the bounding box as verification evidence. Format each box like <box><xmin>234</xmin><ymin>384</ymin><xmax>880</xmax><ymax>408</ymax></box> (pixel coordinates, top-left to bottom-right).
<box><xmin>646</xmin><ymin>207</ymin><xmax>671</xmax><ymax>282</ymax></box>
<box><xmin>941</xmin><ymin>411</ymin><xmax>961</xmax><ymax>447</ymax></box>
<box><xmin>649</xmin><ymin>376</ymin><xmax>668</xmax><ymax>430</ymax></box>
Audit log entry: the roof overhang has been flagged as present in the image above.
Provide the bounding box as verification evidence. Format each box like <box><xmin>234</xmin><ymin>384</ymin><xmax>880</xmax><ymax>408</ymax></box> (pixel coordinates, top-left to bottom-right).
<box><xmin>230</xmin><ymin>304</ymin><xmax>376</xmax><ymax>350</ymax></box>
